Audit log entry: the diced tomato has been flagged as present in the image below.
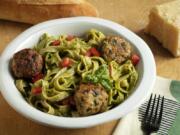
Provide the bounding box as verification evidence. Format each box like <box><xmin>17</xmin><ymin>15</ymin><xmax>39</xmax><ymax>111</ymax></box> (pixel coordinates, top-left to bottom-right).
<box><xmin>61</xmin><ymin>98</ymin><xmax>69</xmax><ymax>105</ymax></box>
<box><xmin>90</xmin><ymin>47</ymin><xmax>100</xmax><ymax>56</ymax></box>
<box><xmin>32</xmin><ymin>73</ymin><xmax>44</xmax><ymax>83</ymax></box>
<box><xmin>51</xmin><ymin>40</ymin><xmax>60</xmax><ymax>46</ymax></box>
<box><xmin>85</xmin><ymin>47</ymin><xmax>100</xmax><ymax>57</ymax></box>
<box><xmin>61</xmin><ymin>57</ymin><xmax>72</xmax><ymax>67</ymax></box>
<box><xmin>85</xmin><ymin>49</ymin><xmax>92</xmax><ymax>57</ymax></box>
<box><xmin>66</xmin><ymin>35</ymin><xmax>75</xmax><ymax>41</ymax></box>
<box><xmin>32</xmin><ymin>87</ymin><xmax>42</xmax><ymax>95</ymax></box>
<box><xmin>131</xmin><ymin>54</ymin><xmax>140</xmax><ymax>66</ymax></box>
<box><xmin>60</xmin><ymin>96</ymin><xmax>75</xmax><ymax>106</ymax></box>
<box><xmin>69</xmin><ymin>97</ymin><xmax>75</xmax><ymax>106</ymax></box>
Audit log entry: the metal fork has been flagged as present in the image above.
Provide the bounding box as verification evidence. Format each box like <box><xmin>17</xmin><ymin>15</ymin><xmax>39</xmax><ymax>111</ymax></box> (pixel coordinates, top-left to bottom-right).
<box><xmin>140</xmin><ymin>94</ymin><xmax>164</xmax><ymax>135</ymax></box>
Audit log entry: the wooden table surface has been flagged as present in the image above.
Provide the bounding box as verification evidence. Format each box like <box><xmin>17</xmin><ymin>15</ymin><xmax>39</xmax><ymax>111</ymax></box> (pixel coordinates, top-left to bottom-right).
<box><xmin>1</xmin><ymin>0</ymin><xmax>180</xmax><ymax>135</ymax></box>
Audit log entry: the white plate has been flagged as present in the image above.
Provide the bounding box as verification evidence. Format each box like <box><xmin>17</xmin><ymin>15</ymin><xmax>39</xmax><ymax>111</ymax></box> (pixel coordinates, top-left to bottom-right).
<box><xmin>0</xmin><ymin>17</ymin><xmax>156</xmax><ymax>128</ymax></box>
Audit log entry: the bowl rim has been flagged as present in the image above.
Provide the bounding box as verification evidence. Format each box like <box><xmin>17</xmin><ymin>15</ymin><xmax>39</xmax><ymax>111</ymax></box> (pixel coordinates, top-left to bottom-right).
<box><xmin>0</xmin><ymin>17</ymin><xmax>156</xmax><ymax>128</ymax></box>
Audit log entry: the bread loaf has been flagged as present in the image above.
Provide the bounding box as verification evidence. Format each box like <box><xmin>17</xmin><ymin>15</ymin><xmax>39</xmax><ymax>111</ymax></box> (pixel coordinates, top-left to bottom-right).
<box><xmin>0</xmin><ymin>0</ymin><xmax>98</xmax><ymax>24</ymax></box>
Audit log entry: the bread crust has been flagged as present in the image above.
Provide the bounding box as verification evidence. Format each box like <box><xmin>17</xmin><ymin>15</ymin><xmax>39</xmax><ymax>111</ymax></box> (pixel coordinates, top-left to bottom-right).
<box><xmin>2</xmin><ymin>0</ymin><xmax>85</xmax><ymax>5</ymax></box>
<box><xmin>0</xmin><ymin>0</ymin><xmax>98</xmax><ymax>24</ymax></box>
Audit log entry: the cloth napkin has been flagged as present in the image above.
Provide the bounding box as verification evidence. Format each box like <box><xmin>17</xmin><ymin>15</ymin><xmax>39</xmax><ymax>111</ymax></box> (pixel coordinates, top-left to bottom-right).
<box><xmin>113</xmin><ymin>76</ymin><xmax>180</xmax><ymax>135</ymax></box>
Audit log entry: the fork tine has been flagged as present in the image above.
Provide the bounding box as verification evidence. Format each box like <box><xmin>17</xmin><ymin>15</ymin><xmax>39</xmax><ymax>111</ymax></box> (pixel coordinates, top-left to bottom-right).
<box><xmin>153</xmin><ymin>95</ymin><xmax>160</xmax><ymax>122</ymax></box>
<box><xmin>144</xmin><ymin>94</ymin><xmax>153</xmax><ymax>121</ymax></box>
<box><xmin>149</xmin><ymin>94</ymin><xmax>156</xmax><ymax>122</ymax></box>
<box><xmin>158</xmin><ymin>96</ymin><xmax>164</xmax><ymax>124</ymax></box>
<box><xmin>140</xmin><ymin>94</ymin><xmax>165</xmax><ymax>134</ymax></box>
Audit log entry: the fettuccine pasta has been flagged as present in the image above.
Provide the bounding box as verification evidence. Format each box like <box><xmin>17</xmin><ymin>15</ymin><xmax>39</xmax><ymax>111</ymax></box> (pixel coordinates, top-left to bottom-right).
<box><xmin>14</xmin><ymin>29</ymin><xmax>139</xmax><ymax>117</ymax></box>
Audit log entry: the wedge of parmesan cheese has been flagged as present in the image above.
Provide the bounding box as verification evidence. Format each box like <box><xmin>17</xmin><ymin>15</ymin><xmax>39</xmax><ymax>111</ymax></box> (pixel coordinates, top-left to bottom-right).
<box><xmin>145</xmin><ymin>0</ymin><xmax>180</xmax><ymax>57</ymax></box>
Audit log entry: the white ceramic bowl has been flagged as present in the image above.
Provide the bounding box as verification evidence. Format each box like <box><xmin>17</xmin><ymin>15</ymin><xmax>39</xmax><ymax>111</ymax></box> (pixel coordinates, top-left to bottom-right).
<box><xmin>0</xmin><ymin>17</ymin><xmax>156</xmax><ymax>128</ymax></box>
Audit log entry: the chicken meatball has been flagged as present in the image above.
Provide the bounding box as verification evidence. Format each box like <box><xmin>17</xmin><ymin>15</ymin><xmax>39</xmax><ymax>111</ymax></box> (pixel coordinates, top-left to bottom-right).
<box><xmin>11</xmin><ymin>48</ymin><xmax>43</xmax><ymax>78</ymax></box>
<box><xmin>101</xmin><ymin>36</ymin><xmax>132</xmax><ymax>64</ymax></box>
<box><xmin>74</xmin><ymin>84</ymin><xmax>108</xmax><ymax>116</ymax></box>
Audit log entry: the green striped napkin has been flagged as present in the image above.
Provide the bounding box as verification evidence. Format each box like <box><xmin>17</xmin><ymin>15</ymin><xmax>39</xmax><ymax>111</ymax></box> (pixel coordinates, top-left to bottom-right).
<box><xmin>168</xmin><ymin>80</ymin><xmax>180</xmax><ymax>135</ymax></box>
<box><xmin>113</xmin><ymin>76</ymin><xmax>180</xmax><ymax>135</ymax></box>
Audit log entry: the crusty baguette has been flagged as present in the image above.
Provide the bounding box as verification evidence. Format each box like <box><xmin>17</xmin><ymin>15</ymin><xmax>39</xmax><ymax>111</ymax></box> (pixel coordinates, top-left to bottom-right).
<box><xmin>0</xmin><ymin>0</ymin><xmax>99</xmax><ymax>24</ymax></box>
<box><xmin>9</xmin><ymin>0</ymin><xmax>86</xmax><ymax>5</ymax></box>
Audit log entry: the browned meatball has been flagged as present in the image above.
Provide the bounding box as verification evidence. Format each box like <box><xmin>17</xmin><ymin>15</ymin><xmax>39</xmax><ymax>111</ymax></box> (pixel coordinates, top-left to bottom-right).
<box><xmin>101</xmin><ymin>36</ymin><xmax>132</xmax><ymax>64</ymax></box>
<box><xmin>74</xmin><ymin>84</ymin><xmax>108</xmax><ymax>116</ymax></box>
<box><xmin>11</xmin><ymin>49</ymin><xmax>43</xmax><ymax>78</ymax></box>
